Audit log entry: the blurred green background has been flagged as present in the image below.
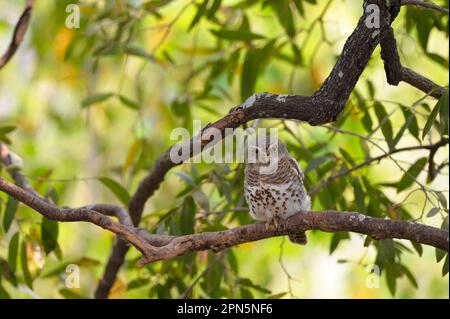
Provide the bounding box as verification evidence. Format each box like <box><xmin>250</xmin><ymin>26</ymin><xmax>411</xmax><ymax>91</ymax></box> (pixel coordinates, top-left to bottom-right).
<box><xmin>0</xmin><ymin>0</ymin><xmax>448</xmax><ymax>298</ymax></box>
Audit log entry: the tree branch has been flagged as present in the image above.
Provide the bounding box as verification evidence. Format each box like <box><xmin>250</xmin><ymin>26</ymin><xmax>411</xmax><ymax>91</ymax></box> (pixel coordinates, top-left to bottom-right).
<box><xmin>0</xmin><ymin>176</ymin><xmax>447</xmax><ymax>268</ymax></box>
<box><xmin>401</xmin><ymin>0</ymin><xmax>449</xmax><ymax>15</ymax></box>
<box><xmin>137</xmin><ymin>211</ymin><xmax>448</xmax><ymax>265</ymax></box>
<box><xmin>380</xmin><ymin>4</ymin><xmax>447</xmax><ymax>98</ymax></box>
<box><xmin>0</xmin><ymin>177</ymin><xmax>157</xmax><ymax>258</ymax></box>
<box><xmin>310</xmin><ymin>138</ymin><xmax>449</xmax><ymax>195</ymax></box>
<box><xmin>0</xmin><ymin>0</ymin><xmax>35</xmax><ymax>69</ymax></box>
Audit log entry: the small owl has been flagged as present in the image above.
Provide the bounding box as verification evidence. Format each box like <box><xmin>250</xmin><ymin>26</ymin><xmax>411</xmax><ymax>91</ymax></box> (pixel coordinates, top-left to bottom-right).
<box><xmin>244</xmin><ymin>136</ymin><xmax>311</xmax><ymax>244</ymax></box>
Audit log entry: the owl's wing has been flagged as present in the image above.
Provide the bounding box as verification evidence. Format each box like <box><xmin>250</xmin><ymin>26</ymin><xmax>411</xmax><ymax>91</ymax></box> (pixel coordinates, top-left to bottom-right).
<box><xmin>288</xmin><ymin>156</ymin><xmax>305</xmax><ymax>184</ymax></box>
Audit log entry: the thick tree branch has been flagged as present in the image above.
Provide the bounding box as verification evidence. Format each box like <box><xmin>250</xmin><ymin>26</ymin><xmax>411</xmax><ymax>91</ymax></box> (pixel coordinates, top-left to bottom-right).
<box><xmin>380</xmin><ymin>4</ymin><xmax>447</xmax><ymax>98</ymax></box>
<box><xmin>0</xmin><ymin>0</ymin><xmax>35</xmax><ymax>69</ymax></box>
<box><xmin>0</xmin><ymin>177</ymin><xmax>156</xmax><ymax>258</ymax></box>
<box><xmin>137</xmin><ymin>211</ymin><xmax>448</xmax><ymax>264</ymax></box>
<box><xmin>0</xmin><ymin>176</ymin><xmax>448</xmax><ymax>268</ymax></box>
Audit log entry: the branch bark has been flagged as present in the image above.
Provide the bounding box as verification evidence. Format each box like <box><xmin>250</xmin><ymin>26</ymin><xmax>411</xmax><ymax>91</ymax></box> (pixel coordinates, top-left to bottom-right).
<box><xmin>380</xmin><ymin>2</ymin><xmax>447</xmax><ymax>98</ymax></box>
<box><xmin>0</xmin><ymin>0</ymin><xmax>35</xmax><ymax>69</ymax></box>
<box><xmin>401</xmin><ymin>0</ymin><xmax>449</xmax><ymax>15</ymax></box>
<box><xmin>136</xmin><ymin>211</ymin><xmax>449</xmax><ymax>265</ymax></box>
<box><xmin>0</xmin><ymin>176</ymin><xmax>447</xmax><ymax>268</ymax></box>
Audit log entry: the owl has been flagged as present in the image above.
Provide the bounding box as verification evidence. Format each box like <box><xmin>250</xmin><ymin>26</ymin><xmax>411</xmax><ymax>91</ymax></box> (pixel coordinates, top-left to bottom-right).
<box><xmin>244</xmin><ymin>136</ymin><xmax>311</xmax><ymax>244</ymax></box>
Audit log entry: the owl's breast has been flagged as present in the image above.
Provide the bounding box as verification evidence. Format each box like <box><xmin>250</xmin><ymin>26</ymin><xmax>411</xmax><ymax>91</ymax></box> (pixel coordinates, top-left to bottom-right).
<box><xmin>244</xmin><ymin>178</ymin><xmax>310</xmax><ymax>221</ymax></box>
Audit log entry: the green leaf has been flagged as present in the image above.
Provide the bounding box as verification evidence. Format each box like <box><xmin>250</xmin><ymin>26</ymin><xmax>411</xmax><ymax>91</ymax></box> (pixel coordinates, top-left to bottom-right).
<box><xmin>329</xmin><ymin>232</ymin><xmax>350</xmax><ymax>254</ymax></box>
<box><xmin>0</xmin><ymin>125</ymin><xmax>16</xmax><ymax>135</ymax></box>
<box><xmin>436</xmin><ymin>248</ymin><xmax>446</xmax><ymax>263</ymax></box>
<box><xmin>237</xmin><ymin>277</ymin><xmax>271</xmax><ymax>294</ymax></box>
<box><xmin>207</xmin><ymin>0</ymin><xmax>222</xmax><ymax>19</ymax></box>
<box><xmin>203</xmin><ymin>260</ymin><xmax>222</xmax><ymax>297</ymax></box>
<box><xmin>125</xmin><ymin>46</ymin><xmax>154</xmax><ymax>62</ymax></box>
<box><xmin>426</xmin><ymin>207</ymin><xmax>440</xmax><ymax>218</ymax></box>
<box><xmin>270</xmin><ymin>2</ymin><xmax>295</xmax><ymax>37</ymax></box>
<box><xmin>292</xmin><ymin>0</ymin><xmax>304</xmax><ymax>16</ymax></box>
<box><xmin>192</xmin><ymin>190</ymin><xmax>210</xmax><ymax>211</ymax></box>
<box><xmin>400</xmin><ymin>265</ymin><xmax>418</xmax><ymax>288</ymax></box>
<box><xmin>211</xmin><ymin>29</ymin><xmax>265</xmax><ymax>41</ymax></box>
<box><xmin>352</xmin><ymin>177</ymin><xmax>366</xmax><ymax>214</ymax></box>
<box><xmin>443</xmin><ymin>254</ymin><xmax>449</xmax><ymax>276</ymax></box>
<box><xmin>423</xmin><ymin>92</ymin><xmax>446</xmax><ymax>138</ymax></box>
<box><xmin>411</xmin><ymin>241</ymin><xmax>423</xmax><ymax>257</ymax></box>
<box><xmin>20</xmin><ymin>240</ymin><xmax>33</xmax><ymax>289</ymax></box>
<box><xmin>0</xmin><ymin>256</ymin><xmax>17</xmax><ymax>287</ymax></box>
<box><xmin>378</xmin><ymin>239</ymin><xmax>395</xmax><ymax>263</ymax></box>
<box><xmin>374</xmin><ymin>102</ymin><xmax>394</xmax><ymax>150</ymax></box>
<box><xmin>416</xmin><ymin>11</ymin><xmax>434</xmax><ymax>50</ymax></box>
<box><xmin>240</xmin><ymin>40</ymin><xmax>275</xmax><ymax>100</ymax></box>
<box><xmin>426</xmin><ymin>52</ymin><xmax>449</xmax><ymax>68</ymax></box>
<box><xmin>339</xmin><ymin>148</ymin><xmax>355</xmax><ymax>166</ymax></box>
<box><xmin>99</xmin><ymin>177</ymin><xmax>130</xmax><ymax>206</ymax></box>
<box><xmin>2</xmin><ymin>197</ymin><xmax>18</xmax><ymax>233</ymax></box>
<box><xmin>439</xmin><ymin>90</ymin><xmax>449</xmax><ymax>136</ymax></box>
<box><xmin>81</xmin><ymin>93</ymin><xmax>114</xmax><ymax>108</ymax></box>
<box><xmin>127</xmin><ymin>278</ymin><xmax>150</xmax><ymax>290</ymax></box>
<box><xmin>267</xmin><ymin>292</ymin><xmax>287</xmax><ymax>299</ymax></box>
<box><xmin>441</xmin><ymin>215</ymin><xmax>449</xmax><ymax>231</ymax></box>
<box><xmin>392</xmin><ymin>110</ymin><xmax>416</xmax><ymax>148</ymax></box>
<box><xmin>174</xmin><ymin>172</ymin><xmax>196</xmax><ymax>187</ymax></box>
<box><xmin>0</xmin><ymin>284</ymin><xmax>10</xmax><ymax>299</ymax></box>
<box><xmin>227</xmin><ymin>250</ymin><xmax>239</xmax><ymax>273</ymax></box>
<box><xmin>119</xmin><ymin>95</ymin><xmax>140</xmax><ymax>110</ymax></box>
<box><xmin>305</xmin><ymin>156</ymin><xmax>329</xmax><ymax>174</ymax></box>
<box><xmin>401</xmin><ymin>109</ymin><xmax>420</xmax><ymax>142</ymax></box>
<box><xmin>180</xmin><ymin>196</ymin><xmax>196</xmax><ymax>235</ymax></box>
<box><xmin>396</xmin><ymin>157</ymin><xmax>427</xmax><ymax>192</ymax></box>
<box><xmin>8</xmin><ymin>233</ymin><xmax>19</xmax><ymax>273</ymax></box>
<box><xmin>189</xmin><ymin>0</ymin><xmax>210</xmax><ymax>31</ymax></box>
<box><xmin>367</xmin><ymin>80</ymin><xmax>375</xmax><ymax>98</ymax></box>
<box><xmin>59</xmin><ymin>288</ymin><xmax>87</xmax><ymax>299</ymax></box>
<box><xmin>385</xmin><ymin>262</ymin><xmax>397</xmax><ymax>296</ymax></box>
<box><xmin>436</xmin><ymin>192</ymin><xmax>448</xmax><ymax>210</ymax></box>
<box><xmin>41</xmin><ymin>217</ymin><xmax>59</xmax><ymax>255</ymax></box>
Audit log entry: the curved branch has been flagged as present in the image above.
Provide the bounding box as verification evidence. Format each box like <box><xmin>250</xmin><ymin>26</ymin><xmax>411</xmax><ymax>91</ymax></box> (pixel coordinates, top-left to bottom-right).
<box><xmin>136</xmin><ymin>211</ymin><xmax>449</xmax><ymax>265</ymax></box>
<box><xmin>0</xmin><ymin>177</ymin><xmax>156</xmax><ymax>258</ymax></box>
<box><xmin>379</xmin><ymin>13</ymin><xmax>447</xmax><ymax>98</ymax></box>
<box><xmin>401</xmin><ymin>0</ymin><xmax>449</xmax><ymax>15</ymax></box>
<box><xmin>0</xmin><ymin>0</ymin><xmax>35</xmax><ymax>69</ymax></box>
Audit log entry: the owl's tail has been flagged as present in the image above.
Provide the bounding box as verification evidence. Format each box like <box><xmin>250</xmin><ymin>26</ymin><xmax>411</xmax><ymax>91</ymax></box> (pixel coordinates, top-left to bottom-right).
<box><xmin>288</xmin><ymin>232</ymin><xmax>307</xmax><ymax>245</ymax></box>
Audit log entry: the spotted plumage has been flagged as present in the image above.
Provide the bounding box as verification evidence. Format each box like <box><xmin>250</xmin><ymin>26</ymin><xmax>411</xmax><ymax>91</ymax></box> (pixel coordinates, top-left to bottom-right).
<box><xmin>244</xmin><ymin>136</ymin><xmax>311</xmax><ymax>244</ymax></box>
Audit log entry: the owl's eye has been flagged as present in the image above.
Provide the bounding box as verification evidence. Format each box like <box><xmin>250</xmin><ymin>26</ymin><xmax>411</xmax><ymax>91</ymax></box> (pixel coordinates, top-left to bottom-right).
<box><xmin>268</xmin><ymin>143</ymin><xmax>277</xmax><ymax>153</ymax></box>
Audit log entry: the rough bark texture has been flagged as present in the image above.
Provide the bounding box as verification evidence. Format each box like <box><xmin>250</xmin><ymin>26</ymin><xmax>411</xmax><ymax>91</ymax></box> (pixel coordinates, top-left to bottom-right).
<box><xmin>136</xmin><ymin>211</ymin><xmax>449</xmax><ymax>265</ymax></box>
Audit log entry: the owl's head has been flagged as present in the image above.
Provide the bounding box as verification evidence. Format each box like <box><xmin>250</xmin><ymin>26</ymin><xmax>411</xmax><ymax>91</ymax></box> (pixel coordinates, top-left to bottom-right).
<box><xmin>246</xmin><ymin>136</ymin><xmax>287</xmax><ymax>173</ymax></box>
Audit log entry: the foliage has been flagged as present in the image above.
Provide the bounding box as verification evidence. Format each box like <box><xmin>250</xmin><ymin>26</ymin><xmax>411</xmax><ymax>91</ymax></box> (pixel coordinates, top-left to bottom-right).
<box><xmin>0</xmin><ymin>0</ymin><xmax>448</xmax><ymax>298</ymax></box>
